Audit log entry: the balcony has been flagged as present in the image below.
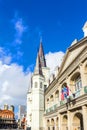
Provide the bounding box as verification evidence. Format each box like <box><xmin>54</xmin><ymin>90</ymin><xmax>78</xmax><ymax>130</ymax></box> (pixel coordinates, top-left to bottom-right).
<box><xmin>46</xmin><ymin>104</ymin><xmax>58</xmax><ymax>114</ymax></box>
<box><xmin>60</xmin><ymin>86</ymin><xmax>87</xmax><ymax>106</ymax></box>
<box><xmin>45</xmin><ymin>86</ymin><xmax>87</xmax><ymax>114</ymax></box>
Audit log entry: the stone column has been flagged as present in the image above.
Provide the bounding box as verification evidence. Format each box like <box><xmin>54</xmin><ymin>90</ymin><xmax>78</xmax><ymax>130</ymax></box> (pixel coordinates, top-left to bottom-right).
<box><xmin>82</xmin><ymin>105</ymin><xmax>87</xmax><ymax>130</ymax></box>
<box><xmin>54</xmin><ymin>118</ymin><xmax>58</xmax><ymax>130</ymax></box>
<box><xmin>67</xmin><ymin>111</ymin><xmax>72</xmax><ymax>130</ymax></box>
<box><xmin>58</xmin><ymin>113</ymin><xmax>62</xmax><ymax>130</ymax></box>
<box><xmin>44</xmin><ymin>119</ymin><xmax>48</xmax><ymax>130</ymax></box>
<box><xmin>55</xmin><ymin>125</ymin><xmax>58</xmax><ymax>130</ymax></box>
<box><xmin>50</xmin><ymin>125</ymin><xmax>53</xmax><ymax>130</ymax></box>
<box><xmin>46</xmin><ymin>126</ymin><xmax>48</xmax><ymax>130</ymax></box>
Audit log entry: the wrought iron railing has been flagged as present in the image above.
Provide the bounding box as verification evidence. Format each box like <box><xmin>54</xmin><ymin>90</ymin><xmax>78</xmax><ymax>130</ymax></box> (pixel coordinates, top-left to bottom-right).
<box><xmin>45</xmin><ymin>86</ymin><xmax>87</xmax><ymax>113</ymax></box>
<box><xmin>60</xmin><ymin>86</ymin><xmax>87</xmax><ymax>106</ymax></box>
<box><xmin>46</xmin><ymin>103</ymin><xmax>58</xmax><ymax>113</ymax></box>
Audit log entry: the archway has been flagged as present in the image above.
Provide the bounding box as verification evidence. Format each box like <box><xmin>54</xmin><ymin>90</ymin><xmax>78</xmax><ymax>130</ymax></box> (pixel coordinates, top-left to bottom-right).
<box><xmin>62</xmin><ymin>115</ymin><xmax>68</xmax><ymax>130</ymax></box>
<box><xmin>84</xmin><ymin>64</ymin><xmax>87</xmax><ymax>86</ymax></box>
<box><xmin>50</xmin><ymin>95</ymin><xmax>54</xmax><ymax>106</ymax></box>
<box><xmin>61</xmin><ymin>82</ymin><xmax>69</xmax><ymax>100</ymax></box>
<box><xmin>47</xmin><ymin>119</ymin><xmax>50</xmax><ymax>130</ymax></box>
<box><xmin>84</xmin><ymin>64</ymin><xmax>87</xmax><ymax>72</ymax></box>
<box><xmin>70</xmin><ymin>72</ymin><xmax>82</xmax><ymax>98</ymax></box>
<box><xmin>55</xmin><ymin>117</ymin><xmax>58</xmax><ymax>130</ymax></box>
<box><xmin>47</xmin><ymin>98</ymin><xmax>49</xmax><ymax>109</ymax></box>
<box><xmin>73</xmin><ymin>113</ymin><xmax>84</xmax><ymax>130</ymax></box>
<box><xmin>55</xmin><ymin>90</ymin><xmax>59</xmax><ymax>102</ymax></box>
<box><xmin>51</xmin><ymin>118</ymin><xmax>55</xmax><ymax>130</ymax></box>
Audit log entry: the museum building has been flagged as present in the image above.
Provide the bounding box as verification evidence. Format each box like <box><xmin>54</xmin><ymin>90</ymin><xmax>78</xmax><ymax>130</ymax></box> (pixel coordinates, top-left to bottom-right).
<box><xmin>27</xmin><ymin>22</ymin><xmax>87</xmax><ymax>130</ymax></box>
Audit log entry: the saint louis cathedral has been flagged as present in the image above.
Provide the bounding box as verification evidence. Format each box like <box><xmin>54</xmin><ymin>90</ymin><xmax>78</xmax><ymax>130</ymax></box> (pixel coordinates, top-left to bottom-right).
<box><xmin>26</xmin><ymin>22</ymin><xmax>87</xmax><ymax>130</ymax></box>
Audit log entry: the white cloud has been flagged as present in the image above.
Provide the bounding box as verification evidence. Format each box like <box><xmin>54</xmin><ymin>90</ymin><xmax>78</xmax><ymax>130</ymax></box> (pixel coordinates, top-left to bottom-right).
<box><xmin>45</xmin><ymin>51</ymin><xmax>64</xmax><ymax>73</ymax></box>
<box><xmin>0</xmin><ymin>47</ymin><xmax>12</xmax><ymax>64</ymax></box>
<box><xmin>0</xmin><ymin>61</ymin><xmax>31</xmax><ymax>107</ymax></box>
<box><xmin>14</xmin><ymin>18</ymin><xmax>27</xmax><ymax>45</ymax></box>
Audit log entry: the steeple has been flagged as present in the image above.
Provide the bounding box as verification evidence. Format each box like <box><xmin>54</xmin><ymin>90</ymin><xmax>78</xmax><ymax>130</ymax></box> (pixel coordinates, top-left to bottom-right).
<box><xmin>38</xmin><ymin>39</ymin><xmax>46</xmax><ymax>67</ymax></box>
<box><xmin>34</xmin><ymin>39</ymin><xmax>46</xmax><ymax>75</ymax></box>
<box><xmin>34</xmin><ymin>53</ymin><xmax>42</xmax><ymax>75</ymax></box>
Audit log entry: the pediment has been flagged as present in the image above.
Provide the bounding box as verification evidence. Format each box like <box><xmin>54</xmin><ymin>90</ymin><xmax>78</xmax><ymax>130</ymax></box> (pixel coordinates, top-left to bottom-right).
<box><xmin>59</xmin><ymin>39</ymin><xmax>87</xmax><ymax>75</ymax></box>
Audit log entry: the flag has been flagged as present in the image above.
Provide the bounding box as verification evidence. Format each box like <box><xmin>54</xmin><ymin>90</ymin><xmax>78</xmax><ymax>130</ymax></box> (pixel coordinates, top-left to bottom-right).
<box><xmin>63</xmin><ymin>86</ymin><xmax>69</xmax><ymax>98</ymax></box>
<box><xmin>61</xmin><ymin>88</ymin><xmax>64</xmax><ymax>100</ymax></box>
<box><xmin>61</xmin><ymin>86</ymin><xmax>70</xmax><ymax>100</ymax></box>
<box><xmin>66</xmin><ymin>86</ymin><xmax>69</xmax><ymax>96</ymax></box>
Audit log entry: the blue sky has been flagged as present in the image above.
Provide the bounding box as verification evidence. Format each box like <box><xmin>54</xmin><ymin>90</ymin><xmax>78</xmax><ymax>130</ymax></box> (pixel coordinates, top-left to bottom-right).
<box><xmin>0</xmin><ymin>0</ymin><xmax>87</xmax><ymax>114</ymax></box>
<box><xmin>0</xmin><ymin>0</ymin><xmax>87</xmax><ymax>70</ymax></box>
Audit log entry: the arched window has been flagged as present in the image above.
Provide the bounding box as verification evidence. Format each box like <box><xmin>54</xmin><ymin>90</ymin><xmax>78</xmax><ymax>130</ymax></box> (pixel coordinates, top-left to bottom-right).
<box><xmin>55</xmin><ymin>90</ymin><xmax>59</xmax><ymax>102</ymax></box>
<box><xmin>47</xmin><ymin>98</ymin><xmax>49</xmax><ymax>104</ymax></box>
<box><xmin>85</xmin><ymin>64</ymin><xmax>87</xmax><ymax>72</ymax></box>
<box><xmin>55</xmin><ymin>90</ymin><xmax>59</xmax><ymax>98</ymax></box>
<box><xmin>75</xmin><ymin>75</ymin><xmax>82</xmax><ymax>91</ymax></box>
<box><xmin>70</xmin><ymin>72</ymin><xmax>82</xmax><ymax>92</ymax></box>
<box><xmin>50</xmin><ymin>95</ymin><xmax>54</xmax><ymax>102</ymax></box>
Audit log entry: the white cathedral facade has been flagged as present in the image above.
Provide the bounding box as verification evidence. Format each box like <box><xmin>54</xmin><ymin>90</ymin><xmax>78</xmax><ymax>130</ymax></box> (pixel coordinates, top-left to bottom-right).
<box><xmin>26</xmin><ymin>43</ymin><xmax>50</xmax><ymax>130</ymax></box>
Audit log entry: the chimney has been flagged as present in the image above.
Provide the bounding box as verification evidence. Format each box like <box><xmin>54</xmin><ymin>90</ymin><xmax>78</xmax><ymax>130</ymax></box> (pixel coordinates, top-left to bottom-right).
<box><xmin>82</xmin><ymin>21</ymin><xmax>87</xmax><ymax>37</ymax></box>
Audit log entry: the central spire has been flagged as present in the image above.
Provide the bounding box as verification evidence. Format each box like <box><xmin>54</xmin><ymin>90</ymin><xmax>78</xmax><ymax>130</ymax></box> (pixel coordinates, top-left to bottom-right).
<box><xmin>34</xmin><ymin>53</ymin><xmax>42</xmax><ymax>75</ymax></box>
<box><xmin>38</xmin><ymin>39</ymin><xmax>46</xmax><ymax>67</ymax></box>
<box><xmin>34</xmin><ymin>39</ymin><xmax>46</xmax><ymax>75</ymax></box>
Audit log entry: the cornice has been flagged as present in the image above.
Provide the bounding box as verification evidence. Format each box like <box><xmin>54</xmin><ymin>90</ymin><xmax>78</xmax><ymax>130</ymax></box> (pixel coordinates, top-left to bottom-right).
<box><xmin>58</xmin><ymin>46</ymin><xmax>87</xmax><ymax>84</ymax></box>
<box><xmin>58</xmin><ymin>37</ymin><xmax>87</xmax><ymax>78</ymax></box>
<box><xmin>68</xmin><ymin>36</ymin><xmax>87</xmax><ymax>51</ymax></box>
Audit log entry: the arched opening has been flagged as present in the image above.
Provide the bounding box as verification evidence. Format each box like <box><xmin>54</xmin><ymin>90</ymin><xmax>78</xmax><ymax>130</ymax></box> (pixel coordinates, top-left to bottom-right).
<box><xmin>62</xmin><ymin>115</ymin><xmax>68</xmax><ymax>130</ymax></box>
<box><xmin>84</xmin><ymin>64</ymin><xmax>87</xmax><ymax>89</ymax></box>
<box><xmin>84</xmin><ymin>64</ymin><xmax>87</xmax><ymax>73</ymax></box>
<box><xmin>55</xmin><ymin>90</ymin><xmax>59</xmax><ymax>102</ymax></box>
<box><xmin>51</xmin><ymin>118</ymin><xmax>55</xmax><ymax>130</ymax></box>
<box><xmin>47</xmin><ymin>120</ymin><xmax>50</xmax><ymax>130</ymax></box>
<box><xmin>61</xmin><ymin>83</ymin><xmax>69</xmax><ymax>100</ymax></box>
<box><xmin>56</xmin><ymin>117</ymin><xmax>58</xmax><ymax>130</ymax></box>
<box><xmin>47</xmin><ymin>98</ymin><xmax>49</xmax><ymax>109</ymax></box>
<box><xmin>50</xmin><ymin>95</ymin><xmax>54</xmax><ymax>106</ymax></box>
<box><xmin>73</xmin><ymin>113</ymin><xmax>84</xmax><ymax>130</ymax></box>
<box><xmin>70</xmin><ymin>72</ymin><xmax>82</xmax><ymax>94</ymax></box>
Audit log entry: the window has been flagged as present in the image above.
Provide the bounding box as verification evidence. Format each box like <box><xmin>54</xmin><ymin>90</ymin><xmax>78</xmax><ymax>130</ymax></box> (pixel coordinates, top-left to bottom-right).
<box><xmin>75</xmin><ymin>76</ymin><xmax>82</xmax><ymax>91</ymax></box>
<box><xmin>44</xmin><ymin>85</ymin><xmax>47</xmax><ymax>91</ymax></box>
